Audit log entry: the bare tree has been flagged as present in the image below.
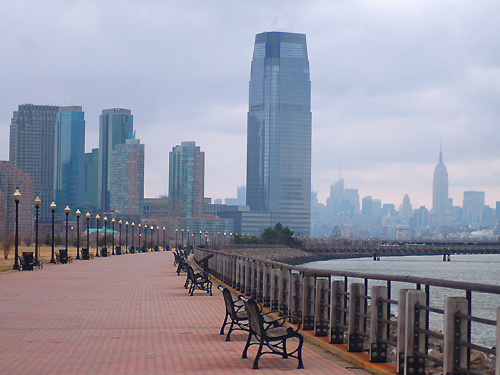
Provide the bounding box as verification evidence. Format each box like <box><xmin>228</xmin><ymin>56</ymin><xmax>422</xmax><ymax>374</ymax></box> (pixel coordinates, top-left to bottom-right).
<box><xmin>2</xmin><ymin>234</ymin><xmax>14</xmax><ymax>259</ymax></box>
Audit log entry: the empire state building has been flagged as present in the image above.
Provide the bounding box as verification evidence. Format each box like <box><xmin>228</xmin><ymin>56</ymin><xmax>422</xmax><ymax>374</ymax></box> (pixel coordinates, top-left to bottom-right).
<box><xmin>433</xmin><ymin>147</ymin><xmax>449</xmax><ymax>224</ymax></box>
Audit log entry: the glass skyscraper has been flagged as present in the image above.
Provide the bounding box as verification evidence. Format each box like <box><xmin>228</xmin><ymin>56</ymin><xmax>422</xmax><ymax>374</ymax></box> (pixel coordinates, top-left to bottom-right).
<box><xmin>246</xmin><ymin>31</ymin><xmax>312</xmax><ymax>236</ymax></box>
<box><xmin>169</xmin><ymin>141</ymin><xmax>205</xmax><ymax>218</ymax></box>
<box><xmin>54</xmin><ymin>106</ymin><xmax>85</xmax><ymax>213</ymax></box>
<box><xmin>98</xmin><ymin>108</ymin><xmax>133</xmax><ymax>212</ymax></box>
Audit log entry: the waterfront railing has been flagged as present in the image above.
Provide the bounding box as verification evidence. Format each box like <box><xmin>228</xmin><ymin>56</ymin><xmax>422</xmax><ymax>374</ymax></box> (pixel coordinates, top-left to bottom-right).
<box><xmin>193</xmin><ymin>246</ymin><xmax>500</xmax><ymax>375</ymax></box>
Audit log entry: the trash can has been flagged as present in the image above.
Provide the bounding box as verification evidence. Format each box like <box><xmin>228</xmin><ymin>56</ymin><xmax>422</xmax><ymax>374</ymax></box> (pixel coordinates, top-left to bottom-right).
<box><xmin>59</xmin><ymin>249</ymin><xmax>68</xmax><ymax>264</ymax></box>
<box><xmin>116</xmin><ymin>246</ymin><xmax>122</xmax><ymax>255</ymax></box>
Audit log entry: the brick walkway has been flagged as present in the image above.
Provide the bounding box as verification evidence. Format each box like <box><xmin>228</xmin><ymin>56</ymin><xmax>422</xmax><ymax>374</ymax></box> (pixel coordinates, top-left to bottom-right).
<box><xmin>0</xmin><ymin>252</ymin><xmax>363</xmax><ymax>374</ymax></box>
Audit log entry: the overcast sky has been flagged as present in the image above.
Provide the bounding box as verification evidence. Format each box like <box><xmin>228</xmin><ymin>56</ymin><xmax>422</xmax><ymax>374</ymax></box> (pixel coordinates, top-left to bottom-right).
<box><xmin>2</xmin><ymin>0</ymin><xmax>500</xmax><ymax>209</ymax></box>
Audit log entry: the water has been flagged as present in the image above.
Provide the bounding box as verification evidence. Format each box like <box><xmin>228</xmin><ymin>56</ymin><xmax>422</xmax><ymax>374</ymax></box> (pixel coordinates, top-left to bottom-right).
<box><xmin>303</xmin><ymin>254</ymin><xmax>500</xmax><ymax>348</ymax></box>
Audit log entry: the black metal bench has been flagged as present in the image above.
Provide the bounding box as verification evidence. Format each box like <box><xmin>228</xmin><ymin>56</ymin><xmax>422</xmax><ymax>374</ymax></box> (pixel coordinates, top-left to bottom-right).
<box><xmin>185</xmin><ymin>264</ymin><xmax>212</xmax><ymax>296</ymax></box>
<box><xmin>18</xmin><ymin>253</ymin><xmax>35</xmax><ymax>271</ymax></box>
<box><xmin>219</xmin><ymin>286</ymin><xmax>252</xmax><ymax>341</ymax></box>
<box><xmin>242</xmin><ymin>298</ymin><xmax>304</xmax><ymax>369</ymax></box>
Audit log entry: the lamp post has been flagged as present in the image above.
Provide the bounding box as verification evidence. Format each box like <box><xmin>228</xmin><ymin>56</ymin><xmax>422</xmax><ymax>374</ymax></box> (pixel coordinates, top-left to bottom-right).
<box><xmin>119</xmin><ymin>220</ymin><xmax>122</xmax><ymax>253</ymax></box>
<box><xmin>144</xmin><ymin>224</ymin><xmax>148</xmax><ymax>250</ymax></box>
<box><xmin>95</xmin><ymin>214</ymin><xmax>100</xmax><ymax>257</ymax></box>
<box><xmin>103</xmin><ymin>217</ymin><xmax>108</xmax><ymax>253</ymax></box>
<box><xmin>138</xmin><ymin>224</ymin><xmax>141</xmax><ymax>250</ymax></box>
<box><xmin>187</xmin><ymin>230</ymin><xmax>190</xmax><ymax>248</ymax></box>
<box><xmin>86</xmin><ymin>212</ymin><xmax>90</xmax><ymax>256</ymax></box>
<box><xmin>64</xmin><ymin>206</ymin><xmax>70</xmax><ymax>253</ymax></box>
<box><xmin>111</xmin><ymin>218</ymin><xmax>115</xmax><ymax>255</ymax></box>
<box><xmin>150</xmin><ymin>225</ymin><xmax>154</xmax><ymax>250</ymax></box>
<box><xmin>175</xmin><ymin>229</ymin><xmax>178</xmax><ymax>249</ymax></box>
<box><xmin>76</xmin><ymin>209</ymin><xmax>81</xmax><ymax>260</ymax></box>
<box><xmin>124</xmin><ymin>221</ymin><xmax>128</xmax><ymax>253</ymax></box>
<box><xmin>131</xmin><ymin>222</ymin><xmax>135</xmax><ymax>251</ymax></box>
<box><xmin>13</xmin><ymin>189</ymin><xmax>21</xmax><ymax>270</ymax></box>
<box><xmin>181</xmin><ymin>229</ymin><xmax>184</xmax><ymax>249</ymax></box>
<box><xmin>163</xmin><ymin>227</ymin><xmax>166</xmax><ymax>250</ymax></box>
<box><xmin>34</xmin><ymin>195</ymin><xmax>41</xmax><ymax>263</ymax></box>
<box><xmin>50</xmin><ymin>202</ymin><xmax>56</xmax><ymax>263</ymax></box>
<box><xmin>156</xmin><ymin>226</ymin><xmax>159</xmax><ymax>250</ymax></box>
<box><xmin>218</xmin><ymin>232</ymin><xmax>220</xmax><ymax>248</ymax></box>
<box><xmin>199</xmin><ymin>231</ymin><xmax>202</xmax><ymax>247</ymax></box>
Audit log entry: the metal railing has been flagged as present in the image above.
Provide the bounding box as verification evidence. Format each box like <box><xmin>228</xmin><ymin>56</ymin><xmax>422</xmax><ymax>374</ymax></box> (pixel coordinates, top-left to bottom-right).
<box><xmin>193</xmin><ymin>247</ymin><xmax>500</xmax><ymax>375</ymax></box>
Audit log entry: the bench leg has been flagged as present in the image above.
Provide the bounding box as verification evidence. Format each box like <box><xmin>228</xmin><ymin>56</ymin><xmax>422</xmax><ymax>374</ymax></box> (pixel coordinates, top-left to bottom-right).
<box><xmin>253</xmin><ymin>341</ymin><xmax>265</xmax><ymax>369</ymax></box>
<box><xmin>242</xmin><ymin>332</ymin><xmax>253</xmax><ymax>359</ymax></box>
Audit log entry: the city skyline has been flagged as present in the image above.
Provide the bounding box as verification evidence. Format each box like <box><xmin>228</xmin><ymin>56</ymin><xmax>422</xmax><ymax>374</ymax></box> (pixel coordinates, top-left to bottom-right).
<box><xmin>2</xmin><ymin>1</ymin><xmax>500</xmax><ymax>209</ymax></box>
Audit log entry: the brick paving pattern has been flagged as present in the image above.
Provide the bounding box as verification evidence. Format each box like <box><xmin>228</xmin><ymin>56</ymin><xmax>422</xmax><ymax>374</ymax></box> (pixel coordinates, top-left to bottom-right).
<box><xmin>0</xmin><ymin>252</ymin><xmax>360</xmax><ymax>374</ymax></box>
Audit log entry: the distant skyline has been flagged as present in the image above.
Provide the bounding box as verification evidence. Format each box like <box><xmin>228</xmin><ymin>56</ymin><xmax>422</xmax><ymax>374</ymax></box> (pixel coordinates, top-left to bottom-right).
<box><xmin>2</xmin><ymin>1</ymin><xmax>500</xmax><ymax>209</ymax></box>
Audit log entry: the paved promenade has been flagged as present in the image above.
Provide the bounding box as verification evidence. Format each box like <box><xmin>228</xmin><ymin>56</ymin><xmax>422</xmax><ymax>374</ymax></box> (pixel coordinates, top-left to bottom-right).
<box><xmin>0</xmin><ymin>251</ymin><xmax>365</xmax><ymax>374</ymax></box>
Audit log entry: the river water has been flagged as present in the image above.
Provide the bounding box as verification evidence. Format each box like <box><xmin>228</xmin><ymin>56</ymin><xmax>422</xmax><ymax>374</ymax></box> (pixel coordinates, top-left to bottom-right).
<box><xmin>303</xmin><ymin>254</ymin><xmax>500</xmax><ymax>348</ymax></box>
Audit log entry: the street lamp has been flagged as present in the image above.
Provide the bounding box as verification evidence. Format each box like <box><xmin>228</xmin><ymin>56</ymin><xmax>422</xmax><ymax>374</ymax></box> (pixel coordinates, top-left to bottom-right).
<box><xmin>111</xmin><ymin>218</ymin><xmax>115</xmax><ymax>255</ymax></box>
<box><xmin>34</xmin><ymin>195</ymin><xmax>41</xmax><ymax>263</ymax></box>
<box><xmin>95</xmin><ymin>214</ymin><xmax>100</xmax><ymax>257</ymax></box>
<box><xmin>175</xmin><ymin>229</ymin><xmax>178</xmax><ymax>249</ymax></box>
<box><xmin>150</xmin><ymin>225</ymin><xmax>154</xmax><ymax>250</ymax></box>
<box><xmin>163</xmin><ymin>227</ymin><xmax>166</xmax><ymax>250</ymax></box>
<box><xmin>76</xmin><ymin>209</ymin><xmax>81</xmax><ymax>260</ymax></box>
<box><xmin>64</xmin><ymin>206</ymin><xmax>70</xmax><ymax>253</ymax></box>
<box><xmin>125</xmin><ymin>221</ymin><xmax>128</xmax><ymax>253</ymax></box>
<box><xmin>50</xmin><ymin>201</ymin><xmax>57</xmax><ymax>264</ymax></box>
<box><xmin>199</xmin><ymin>231</ymin><xmax>202</xmax><ymax>247</ymax></box>
<box><xmin>138</xmin><ymin>224</ymin><xmax>141</xmax><ymax>250</ymax></box>
<box><xmin>119</xmin><ymin>220</ymin><xmax>122</xmax><ymax>254</ymax></box>
<box><xmin>144</xmin><ymin>224</ymin><xmax>148</xmax><ymax>251</ymax></box>
<box><xmin>131</xmin><ymin>222</ymin><xmax>135</xmax><ymax>251</ymax></box>
<box><xmin>181</xmin><ymin>229</ymin><xmax>184</xmax><ymax>249</ymax></box>
<box><xmin>13</xmin><ymin>188</ymin><xmax>21</xmax><ymax>270</ymax></box>
<box><xmin>103</xmin><ymin>217</ymin><xmax>108</xmax><ymax>254</ymax></box>
<box><xmin>86</xmin><ymin>212</ymin><xmax>90</xmax><ymax>257</ymax></box>
<box><xmin>187</xmin><ymin>230</ymin><xmax>190</xmax><ymax>248</ymax></box>
<box><xmin>156</xmin><ymin>226</ymin><xmax>159</xmax><ymax>250</ymax></box>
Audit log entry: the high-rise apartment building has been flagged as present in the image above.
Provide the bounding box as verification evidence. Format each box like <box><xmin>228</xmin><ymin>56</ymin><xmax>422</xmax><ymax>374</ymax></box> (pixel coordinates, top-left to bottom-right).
<box><xmin>9</xmin><ymin>104</ymin><xmax>60</xmax><ymax>220</ymax></box>
<box><xmin>54</xmin><ymin>106</ymin><xmax>85</xmax><ymax>213</ymax></box>
<box><xmin>169</xmin><ymin>141</ymin><xmax>205</xmax><ymax>218</ymax></box>
<box><xmin>433</xmin><ymin>147</ymin><xmax>449</xmax><ymax>224</ymax></box>
<box><xmin>109</xmin><ymin>138</ymin><xmax>144</xmax><ymax>221</ymax></box>
<box><xmin>246</xmin><ymin>31</ymin><xmax>312</xmax><ymax>236</ymax></box>
<box><xmin>0</xmin><ymin>161</ymin><xmax>34</xmax><ymax>239</ymax></box>
<box><xmin>98</xmin><ymin>108</ymin><xmax>133</xmax><ymax>212</ymax></box>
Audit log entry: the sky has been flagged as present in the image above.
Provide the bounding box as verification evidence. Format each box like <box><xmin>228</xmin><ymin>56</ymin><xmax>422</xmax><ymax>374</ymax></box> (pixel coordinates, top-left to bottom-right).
<box><xmin>2</xmin><ymin>0</ymin><xmax>500</xmax><ymax>210</ymax></box>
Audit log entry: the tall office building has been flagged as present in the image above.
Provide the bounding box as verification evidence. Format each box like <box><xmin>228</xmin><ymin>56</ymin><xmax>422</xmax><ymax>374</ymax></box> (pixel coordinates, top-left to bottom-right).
<box><xmin>246</xmin><ymin>31</ymin><xmax>312</xmax><ymax>236</ymax></box>
<box><xmin>328</xmin><ymin>179</ymin><xmax>344</xmax><ymax>219</ymax></box>
<box><xmin>9</xmin><ymin>104</ymin><xmax>60</xmax><ymax>220</ymax></box>
<box><xmin>169</xmin><ymin>141</ymin><xmax>205</xmax><ymax>218</ymax></box>
<box><xmin>109</xmin><ymin>138</ymin><xmax>144</xmax><ymax>220</ymax></box>
<box><xmin>0</xmin><ymin>161</ymin><xmax>34</xmax><ymax>239</ymax></box>
<box><xmin>463</xmin><ymin>191</ymin><xmax>485</xmax><ymax>227</ymax></box>
<box><xmin>98</xmin><ymin>108</ymin><xmax>133</xmax><ymax>212</ymax></box>
<box><xmin>432</xmin><ymin>147</ymin><xmax>449</xmax><ymax>224</ymax></box>
<box><xmin>54</xmin><ymin>106</ymin><xmax>85</xmax><ymax>213</ymax></box>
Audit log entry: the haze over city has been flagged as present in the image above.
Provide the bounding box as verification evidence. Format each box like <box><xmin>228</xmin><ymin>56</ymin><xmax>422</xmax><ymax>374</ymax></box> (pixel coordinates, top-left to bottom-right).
<box><xmin>2</xmin><ymin>0</ymin><xmax>500</xmax><ymax>209</ymax></box>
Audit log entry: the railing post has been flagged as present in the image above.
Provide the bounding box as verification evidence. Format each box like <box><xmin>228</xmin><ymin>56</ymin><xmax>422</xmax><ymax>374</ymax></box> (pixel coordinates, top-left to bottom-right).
<box><xmin>280</xmin><ymin>269</ymin><xmax>288</xmax><ymax>316</ymax></box>
<box><xmin>256</xmin><ymin>263</ymin><xmax>263</xmax><ymax>303</ymax></box>
<box><xmin>348</xmin><ymin>283</ymin><xmax>365</xmax><ymax>352</ymax></box>
<box><xmin>302</xmin><ymin>274</ymin><xmax>315</xmax><ymax>330</ymax></box>
<box><xmin>262</xmin><ymin>265</ymin><xmax>271</xmax><ymax>307</ymax></box>
<box><xmin>404</xmin><ymin>290</ymin><xmax>426</xmax><ymax>375</ymax></box>
<box><xmin>370</xmin><ymin>286</ymin><xmax>388</xmax><ymax>362</ymax></box>
<box><xmin>315</xmin><ymin>277</ymin><xmax>329</xmax><ymax>336</ymax></box>
<box><xmin>249</xmin><ymin>261</ymin><xmax>256</xmax><ymax>298</ymax></box>
<box><xmin>244</xmin><ymin>260</ymin><xmax>251</xmax><ymax>296</ymax></box>
<box><xmin>235</xmin><ymin>259</ymin><xmax>242</xmax><ymax>291</ymax></box>
<box><xmin>271</xmin><ymin>268</ymin><xmax>280</xmax><ymax>310</ymax></box>
<box><xmin>330</xmin><ymin>280</ymin><xmax>346</xmax><ymax>344</ymax></box>
<box><xmin>397</xmin><ymin>289</ymin><xmax>409</xmax><ymax>374</ymax></box>
<box><xmin>443</xmin><ymin>297</ymin><xmax>468</xmax><ymax>375</ymax></box>
<box><xmin>496</xmin><ymin>307</ymin><xmax>499</xmax><ymax>375</ymax></box>
<box><xmin>289</xmin><ymin>271</ymin><xmax>301</xmax><ymax>321</ymax></box>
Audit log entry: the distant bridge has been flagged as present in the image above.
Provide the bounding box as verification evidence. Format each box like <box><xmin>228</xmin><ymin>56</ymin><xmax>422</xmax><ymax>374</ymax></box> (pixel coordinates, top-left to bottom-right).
<box><xmin>303</xmin><ymin>241</ymin><xmax>500</xmax><ymax>260</ymax></box>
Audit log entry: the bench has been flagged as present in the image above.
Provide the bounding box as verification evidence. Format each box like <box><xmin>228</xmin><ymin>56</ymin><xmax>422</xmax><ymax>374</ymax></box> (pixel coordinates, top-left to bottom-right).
<box><xmin>185</xmin><ymin>264</ymin><xmax>212</xmax><ymax>296</ymax></box>
<box><xmin>56</xmin><ymin>250</ymin><xmax>73</xmax><ymax>264</ymax></box>
<box><xmin>242</xmin><ymin>298</ymin><xmax>304</xmax><ymax>369</ymax></box>
<box><xmin>18</xmin><ymin>253</ymin><xmax>35</xmax><ymax>271</ymax></box>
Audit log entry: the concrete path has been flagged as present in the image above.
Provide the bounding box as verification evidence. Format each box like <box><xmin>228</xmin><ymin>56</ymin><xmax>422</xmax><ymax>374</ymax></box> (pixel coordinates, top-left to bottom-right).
<box><xmin>0</xmin><ymin>251</ymin><xmax>365</xmax><ymax>374</ymax></box>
